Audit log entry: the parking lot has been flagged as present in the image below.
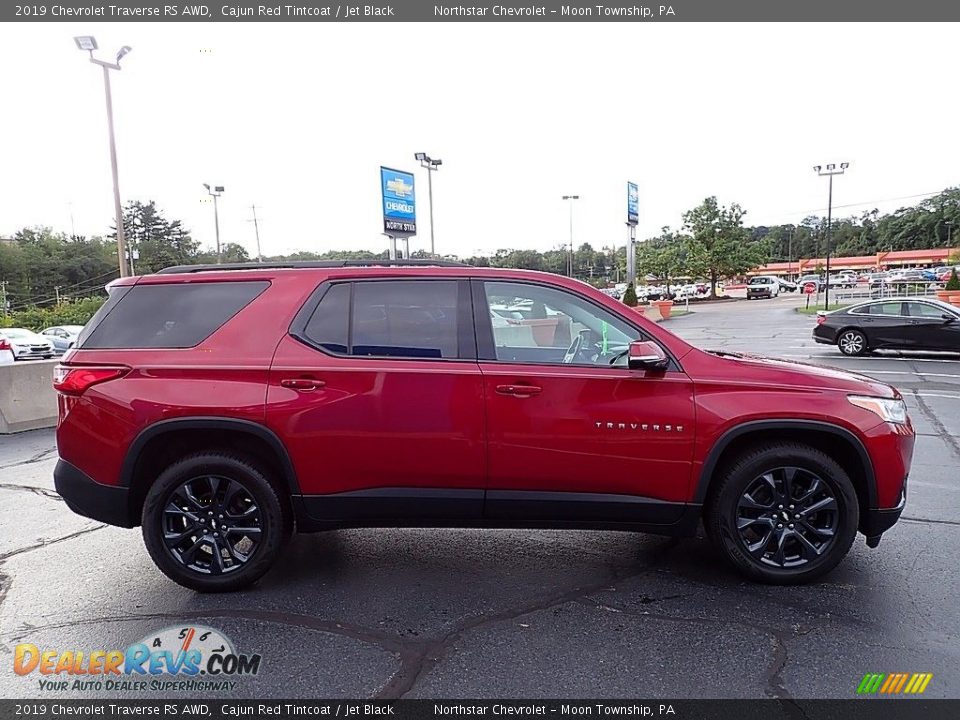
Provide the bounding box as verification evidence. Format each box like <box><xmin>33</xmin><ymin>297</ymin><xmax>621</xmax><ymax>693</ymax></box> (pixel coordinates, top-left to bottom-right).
<box><xmin>0</xmin><ymin>293</ymin><xmax>958</xmax><ymax>699</ymax></box>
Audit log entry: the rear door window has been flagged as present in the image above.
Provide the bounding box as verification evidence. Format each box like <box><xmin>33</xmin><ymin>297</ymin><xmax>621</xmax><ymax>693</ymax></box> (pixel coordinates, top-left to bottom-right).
<box><xmin>300</xmin><ymin>280</ymin><xmax>462</xmax><ymax>360</ymax></box>
<box><xmin>79</xmin><ymin>281</ymin><xmax>269</xmax><ymax>349</ymax></box>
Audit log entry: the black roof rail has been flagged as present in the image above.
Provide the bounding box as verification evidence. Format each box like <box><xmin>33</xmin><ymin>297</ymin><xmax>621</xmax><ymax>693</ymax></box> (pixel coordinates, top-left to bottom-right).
<box><xmin>155</xmin><ymin>259</ymin><xmax>469</xmax><ymax>274</ymax></box>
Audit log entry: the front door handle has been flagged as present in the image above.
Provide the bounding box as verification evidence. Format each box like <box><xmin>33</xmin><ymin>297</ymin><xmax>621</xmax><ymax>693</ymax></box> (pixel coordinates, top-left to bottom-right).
<box><xmin>496</xmin><ymin>384</ymin><xmax>542</xmax><ymax>397</ymax></box>
<box><xmin>281</xmin><ymin>378</ymin><xmax>325</xmax><ymax>391</ymax></box>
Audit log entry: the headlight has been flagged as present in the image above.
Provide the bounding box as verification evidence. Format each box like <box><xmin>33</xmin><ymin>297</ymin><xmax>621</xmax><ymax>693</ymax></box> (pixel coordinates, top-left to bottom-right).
<box><xmin>848</xmin><ymin>395</ymin><xmax>909</xmax><ymax>425</ymax></box>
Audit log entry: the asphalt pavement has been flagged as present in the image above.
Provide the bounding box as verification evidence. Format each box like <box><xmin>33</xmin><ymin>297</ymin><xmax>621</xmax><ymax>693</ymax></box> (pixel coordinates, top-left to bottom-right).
<box><xmin>0</xmin><ymin>293</ymin><xmax>958</xmax><ymax>699</ymax></box>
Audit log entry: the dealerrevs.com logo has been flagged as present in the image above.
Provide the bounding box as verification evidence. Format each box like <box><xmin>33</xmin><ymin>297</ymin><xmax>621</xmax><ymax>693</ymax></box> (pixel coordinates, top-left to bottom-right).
<box><xmin>13</xmin><ymin>625</ymin><xmax>261</xmax><ymax>693</ymax></box>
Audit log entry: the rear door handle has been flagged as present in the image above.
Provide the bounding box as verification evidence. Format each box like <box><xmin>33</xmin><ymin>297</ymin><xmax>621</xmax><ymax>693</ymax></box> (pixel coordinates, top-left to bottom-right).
<box><xmin>496</xmin><ymin>384</ymin><xmax>542</xmax><ymax>397</ymax></box>
<box><xmin>281</xmin><ymin>378</ymin><xmax>325</xmax><ymax>391</ymax></box>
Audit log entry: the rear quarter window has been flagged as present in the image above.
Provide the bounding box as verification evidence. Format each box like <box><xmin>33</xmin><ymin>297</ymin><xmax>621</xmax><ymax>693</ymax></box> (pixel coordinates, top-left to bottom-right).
<box><xmin>78</xmin><ymin>281</ymin><xmax>269</xmax><ymax>349</ymax></box>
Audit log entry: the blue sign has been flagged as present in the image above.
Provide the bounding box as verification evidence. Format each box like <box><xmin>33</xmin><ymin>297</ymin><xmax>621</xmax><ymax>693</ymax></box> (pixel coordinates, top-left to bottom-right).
<box><xmin>380</xmin><ymin>166</ymin><xmax>417</xmax><ymax>236</ymax></box>
<box><xmin>627</xmin><ymin>182</ymin><xmax>638</xmax><ymax>226</ymax></box>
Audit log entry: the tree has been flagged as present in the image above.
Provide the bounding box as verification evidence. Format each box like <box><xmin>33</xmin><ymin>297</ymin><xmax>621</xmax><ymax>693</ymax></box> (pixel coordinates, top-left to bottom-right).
<box><xmin>621</xmin><ymin>283</ymin><xmax>638</xmax><ymax>307</ymax></box>
<box><xmin>115</xmin><ymin>201</ymin><xmax>199</xmax><ymax>273</ymax></box>
<box><xmin>683</xmin><ymin>197</ymin><xmax>767</xmax><ymax>297</ymax></box>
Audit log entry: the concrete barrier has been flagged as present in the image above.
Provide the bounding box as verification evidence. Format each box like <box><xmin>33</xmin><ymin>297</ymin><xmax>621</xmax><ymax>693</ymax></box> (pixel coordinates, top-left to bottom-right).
<box><xmin>0</xmin><ymin>359</ymin><xmax>58</xmax><ymax>434</ymax></box>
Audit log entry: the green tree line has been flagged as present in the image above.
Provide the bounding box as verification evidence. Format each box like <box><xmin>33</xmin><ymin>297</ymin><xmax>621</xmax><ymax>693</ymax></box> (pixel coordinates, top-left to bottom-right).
<box><xmin>2</xmin><ymin>188</ymin><xmax>958</xmax><ymax>326</ymax></box>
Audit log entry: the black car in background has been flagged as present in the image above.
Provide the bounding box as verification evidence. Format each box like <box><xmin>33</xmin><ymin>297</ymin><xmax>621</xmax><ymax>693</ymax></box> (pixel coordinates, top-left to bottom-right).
<box><xmin>813</xmin><ymin>297</ymin><xmax>960</xmax><ymax>356</ymax></box>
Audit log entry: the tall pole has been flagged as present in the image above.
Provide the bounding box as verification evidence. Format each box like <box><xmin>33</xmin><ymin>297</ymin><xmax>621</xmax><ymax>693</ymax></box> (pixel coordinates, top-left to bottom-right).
<box><xmin>427</xmin><ymin>168</ymin><xmax>435</xmax><ymax>257</ymax></box>
<box><xmin>250</xmin><ymin>204</ymin><xmax>263</xmax><ymax>262</ymax></box>
<box><xmin>825</xmin><ymin>173</ymin><xmax>833</xmax><ymax>310</ymax></box>
<box><xmin>814</xmin><ymin>163</ymin><xmax>848</xmax><ymax>311</ymax></box>
<box><xmin>787</xmin><ymin>229</ymin><xmax>793</xmax><ymax>279</ymax></box>
<box><xmin>212</xmin><ymin>194</ymin><xmax>222</xmax><ymax>263</ymax></box>
<box><xmin>1</xmin><ymin>280</ymin><xmax>7</xmax><ymax>319</ymax></box>
<box><xmin>102</xmin><ymin>65</ymin><xmax>128</xmax><ymax>278</ymax></box>
<box><xmin>947</xmin><ymin>221</ymin><xmax>953</xmax><ymax>246</ymax></box>
<box><xmin>562</xmin><ymin>195</ymin><xmax>579</xmax><ymax>277</ymax></box>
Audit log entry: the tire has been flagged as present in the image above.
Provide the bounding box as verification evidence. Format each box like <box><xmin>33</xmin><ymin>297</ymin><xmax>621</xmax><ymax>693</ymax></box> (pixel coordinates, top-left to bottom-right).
<box><xmin>837</xmin><ymin>328</ymin><xmax>868</xmax><ymax>356</ymax></box>
<box><xmin>705</xmin><ymin>442</ymin><xmax>858</xmax><ymax>584</ymax></box>
<box><xmin>141</xmin><ymin>452</ymin><xmax>290</xmax><ymax>592</ymax></box>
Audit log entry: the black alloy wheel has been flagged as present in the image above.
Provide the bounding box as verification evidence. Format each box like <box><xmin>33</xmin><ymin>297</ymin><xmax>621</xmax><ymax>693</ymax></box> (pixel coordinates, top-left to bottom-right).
<box><xmin>735</xmin><ymin>467</ymin><xmax>839</xmax><ymax>568</ymax></box>
<box><xmin>142</xmin><ymin>452</ymin><xmax>289</xmax><ymax>592</ymax></box>
<box><xmin>162</xmin><ymin>475</ymin><xmax>263</xmax><ymax>575</ymax></box>
<box><xmin>705</xmin><ymin>442</ymin><xmax>859</xmax><ymax>584</ymax></box>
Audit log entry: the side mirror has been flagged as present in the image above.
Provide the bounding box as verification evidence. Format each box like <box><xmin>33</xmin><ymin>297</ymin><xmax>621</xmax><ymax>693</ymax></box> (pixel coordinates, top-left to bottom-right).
<box><xmin>942</xmin><ymin>314</ymin><xmax>957</xmax><ymax>323</ymax></box>
<box><xmin>628</xmin><ymin>340</ymin><xmax>669</xmax><ymax>371</ymax></box>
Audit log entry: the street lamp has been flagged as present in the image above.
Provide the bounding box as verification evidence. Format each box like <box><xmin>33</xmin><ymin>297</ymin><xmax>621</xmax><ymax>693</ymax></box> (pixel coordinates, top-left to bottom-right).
<box><xmin>813</xmin><ymin>162</ymin><xmax>849</xmax><ymax>310</ymax></box>
<box><xmin>203</xmin><ymin>183</ymin><xmax>225</xmax><ymax>263</ymax></box>
<box><xmin>946</xmin><ymin>220</ymin><xmax>953</xmax><ymax>246</ymax></box>
<box><xmin>562</xmin><ymin>195</ymin><xmax>580</xmax><ymax>277</ymax></box>
<box><xmin>415</xmin><ymin>153</ymin><xmax>442</xmax><ymax>257</ymax></box>
<box><xmin>75</xmin><ymin>35</ymin><xmax>133</xmax><ymax>277</ymax></box>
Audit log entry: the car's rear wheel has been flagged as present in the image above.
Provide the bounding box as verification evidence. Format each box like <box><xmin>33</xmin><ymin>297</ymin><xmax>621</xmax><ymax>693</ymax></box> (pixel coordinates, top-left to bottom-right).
<box><xmin>837</xmin><ymin>329</ymin><xmax>868</xmax><ymax>356</ymax></box>
<box><xmin>142</xmin><ymin>452</ymin><xmax>289</xmax><ymax>592</ymax></box>
<box><xmin>705</xmin><ymin>442</ymin><xmax>858</xmax><ymax>584</ymax></box>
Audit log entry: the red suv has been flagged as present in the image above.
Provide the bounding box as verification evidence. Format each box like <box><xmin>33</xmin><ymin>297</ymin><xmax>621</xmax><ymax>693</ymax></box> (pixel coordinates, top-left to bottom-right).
<box><xmin>54</xmin><ymin>261</ymin><xmax>914</xmax><ymax>591</ymax></box>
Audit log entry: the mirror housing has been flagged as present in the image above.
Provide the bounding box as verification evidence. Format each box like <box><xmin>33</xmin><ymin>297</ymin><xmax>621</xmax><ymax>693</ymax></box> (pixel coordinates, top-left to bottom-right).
<box><xmin>942</xmin><ymin>313</ymin><xmax>956</xmax><ymax>323</ymax></box>
<box><xmin>627</xmin><ymin>340</ymin><xmax>669</xmax><ymax>371</ymax></box>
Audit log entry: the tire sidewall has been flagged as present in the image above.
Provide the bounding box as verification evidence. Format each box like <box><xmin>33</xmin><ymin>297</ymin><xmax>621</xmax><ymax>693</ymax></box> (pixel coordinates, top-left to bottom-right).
<box><xmin>141</xmin><ymin>453</ymin><xmax>286</xmax><ymax>592</ymax></box>
<box><xmin>711</xmin><ymin>446</ymin><xmax>859</xmax><ymax>584</ymax></box>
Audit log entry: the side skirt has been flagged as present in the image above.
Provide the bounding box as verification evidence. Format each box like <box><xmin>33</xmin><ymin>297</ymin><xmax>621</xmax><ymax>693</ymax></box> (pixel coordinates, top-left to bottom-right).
<box><xmin>293</xmin><ymin>488</ymin><xmax>701</xmax><ymax>537</ymax></box>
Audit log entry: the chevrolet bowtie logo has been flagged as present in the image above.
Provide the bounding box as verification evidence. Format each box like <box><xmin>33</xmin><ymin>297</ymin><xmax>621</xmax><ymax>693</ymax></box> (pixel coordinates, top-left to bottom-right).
<box><xmin>595</xmin><ymin>422</ymin><xmax>684</xmax><ymax>432</ymax></box>
<box><xmin>386</xmin><ymin>178</ymin><xmax>413</xmax><ymax>197</ymax></box>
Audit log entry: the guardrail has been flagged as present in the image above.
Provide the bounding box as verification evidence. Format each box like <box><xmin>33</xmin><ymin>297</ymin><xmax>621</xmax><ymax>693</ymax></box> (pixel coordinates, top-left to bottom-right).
<box><xmin>0</xmin><ymin>359</ymin><xmax>58</xmax><ymax>433</ymax></box>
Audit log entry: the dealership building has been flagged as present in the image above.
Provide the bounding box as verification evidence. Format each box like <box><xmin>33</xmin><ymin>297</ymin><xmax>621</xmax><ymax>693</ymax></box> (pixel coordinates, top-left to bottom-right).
<box><xmin>750</xmin><ymin>247</ymin><xmax>958</xmax><ymax>276</ymax></box>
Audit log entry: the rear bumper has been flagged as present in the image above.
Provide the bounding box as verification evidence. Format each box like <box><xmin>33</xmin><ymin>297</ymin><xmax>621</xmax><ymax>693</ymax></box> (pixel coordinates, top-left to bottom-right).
<box><xmin>54</xmin><ymin>459</ymin><xmax>135</xmax><ymax>528</ymax></box>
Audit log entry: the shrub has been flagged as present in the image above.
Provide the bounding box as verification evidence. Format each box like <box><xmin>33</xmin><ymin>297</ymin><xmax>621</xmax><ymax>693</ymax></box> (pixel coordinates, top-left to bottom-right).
<box><xmin>946</xmin><ymin>268</ymin><xmax>960</xmax><ymax>291</ymax></box>
<box><xmin>622</xmin><ymin>283</ymin><xmax>638</xmax><ymax>307</ymax></box>
<box><xmin>4</xmin><ymin>296</ymin><xmax>106</xmax><ymax>332</ymax></box>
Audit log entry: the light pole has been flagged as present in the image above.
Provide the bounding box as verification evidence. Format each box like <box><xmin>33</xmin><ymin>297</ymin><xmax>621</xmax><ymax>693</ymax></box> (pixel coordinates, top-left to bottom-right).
<box><xmin>562</xmin><ymin>195</ymin><xmax>579</xmax><ymax>277</ymax></box>
<box><xmin>946</xmin><ymin>220</ymin><xmax>953</xmax><ymax>246</ymax></box>
<box><xmin>74</xmin><ymin>36</ymin><xmax>132</xmax><ymax>278</ymax></box>
<box><xmin>203</xmin><ymin>184</ymin><xmax>225</xmax><ymax>262</ymax></box>
<box><xmin>813</xmin><ymin>163</ymin><xmax>849</xmax><ymax>310</ymax></box>
<box><xmin>415</xmin><ymin>153</ymin><xmax>442</xmax><ymax>256</ymax></box>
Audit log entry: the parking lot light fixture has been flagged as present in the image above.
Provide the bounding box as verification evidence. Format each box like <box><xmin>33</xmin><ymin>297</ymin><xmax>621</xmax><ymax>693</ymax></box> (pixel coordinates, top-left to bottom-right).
<box><xmin>814</xmin><ymin>162</ymin><xmax>849</xmax><ymax>310</ymax></box>
<box><xmin>562</xmin><ymin>195</ymin><xmax>580</xmax><ymax>277</ymax></box>
<box><xmin>204</xmin><ymin>184</ymin><xmax>225</xmax><ymax>263</ymax></box>
<box><xmin>76</xmin><ymin>35</ymin><xmax>132</xmax><ymax>277</ymax></box>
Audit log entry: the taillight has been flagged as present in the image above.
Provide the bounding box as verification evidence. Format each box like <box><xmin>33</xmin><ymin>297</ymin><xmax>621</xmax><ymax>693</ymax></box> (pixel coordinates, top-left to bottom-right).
<box><xmin>0</xmin><ymin>338</ymin><xmax>10</xmax><ymax>351</ymax></box>
<box><xmin>816</xmin><ymin>314</ymin><xmax>827</xmax><ymax>325</ymax></box>
<box><xmin>53</xmin><ymin>365</ymin><xmax>130</xmax><ymax>396</ymax></box>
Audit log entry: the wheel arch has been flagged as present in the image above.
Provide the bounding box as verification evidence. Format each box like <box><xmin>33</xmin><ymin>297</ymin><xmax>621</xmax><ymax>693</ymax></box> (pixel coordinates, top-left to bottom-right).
<box><xmin>121</xmin><ymin>417</ymin><xmax>300</xmax><ymax>525</ymax></box>
<box><xmin>695</xmin><ymin>420</ymin><xmax>877</xmax><ymax>516</ymax></box>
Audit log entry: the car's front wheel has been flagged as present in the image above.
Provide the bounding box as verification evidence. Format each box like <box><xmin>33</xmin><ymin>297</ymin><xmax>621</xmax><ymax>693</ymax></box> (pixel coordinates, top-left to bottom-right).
<box><xmin>837</xmin><ymin>329</ymin><xmax>868</xmax><ymax>356</ymax></box>
<box><xmin>705</xmin><ymin>442</ymin><xmax>859</xmax><ymax>584</ymax></box>
<box><xmin>141</xmin><ymin>452</ymin><xmax>290</xmax><ymax>592</ymax></box>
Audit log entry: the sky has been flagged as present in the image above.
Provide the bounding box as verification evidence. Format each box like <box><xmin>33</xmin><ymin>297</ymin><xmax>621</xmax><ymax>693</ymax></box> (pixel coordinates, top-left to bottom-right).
<box><xmin>0</xmin><ymin>23</ymin><xmax>958</xmax><ymax>260</ymax></box>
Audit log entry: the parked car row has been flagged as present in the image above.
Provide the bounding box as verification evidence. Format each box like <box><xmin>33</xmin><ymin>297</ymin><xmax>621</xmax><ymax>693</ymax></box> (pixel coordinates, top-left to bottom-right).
<box><xmin>0</xmin><ymin>325</ymin><xmax>84</xmax><ymax>363</ymax></box>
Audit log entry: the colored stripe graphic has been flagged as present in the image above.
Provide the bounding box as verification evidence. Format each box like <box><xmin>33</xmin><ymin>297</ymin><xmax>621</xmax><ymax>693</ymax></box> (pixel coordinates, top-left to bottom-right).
<box><xmin>857</xmin><ymin>673</ymin><xmax>932</xmax><ymax>695</ymax></box>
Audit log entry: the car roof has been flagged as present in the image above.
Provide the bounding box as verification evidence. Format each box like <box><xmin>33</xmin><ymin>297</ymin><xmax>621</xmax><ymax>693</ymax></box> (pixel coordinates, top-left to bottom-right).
<box><xmin>840</xmin><ymin>296</ymin><xmax>959</xmax><ymax>314</ymax></box>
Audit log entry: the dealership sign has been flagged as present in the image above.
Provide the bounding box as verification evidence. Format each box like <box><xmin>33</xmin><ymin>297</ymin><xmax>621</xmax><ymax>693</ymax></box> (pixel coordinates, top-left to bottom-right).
<box><xmin>380</xmin><ymin>166</ymin><xmax>417</xmax><ymax>236</ymax></box>
<box><xmin>627</xmin><ymin>182</ymin><xmax>638</xmax><ymax>226</ymax></box>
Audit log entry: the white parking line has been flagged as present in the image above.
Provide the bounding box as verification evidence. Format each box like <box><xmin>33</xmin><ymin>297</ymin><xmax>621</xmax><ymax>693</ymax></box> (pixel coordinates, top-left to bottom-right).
<box><xmin>911</xmin><ymin>392</ymin><xmax>960</xmax><ymax>400</ymax></box>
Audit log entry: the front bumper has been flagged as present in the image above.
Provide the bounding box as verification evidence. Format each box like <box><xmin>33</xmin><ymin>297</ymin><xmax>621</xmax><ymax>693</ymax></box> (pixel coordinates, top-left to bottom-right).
<box><xmin>860</xmin><ymin>476</ymin><xmax>908</xmax><ymax>547</ymax></box>
<box><xmin>54</xmin><ymin>459</ymin><xmax>135</xmax><ymax>528</ymax></box>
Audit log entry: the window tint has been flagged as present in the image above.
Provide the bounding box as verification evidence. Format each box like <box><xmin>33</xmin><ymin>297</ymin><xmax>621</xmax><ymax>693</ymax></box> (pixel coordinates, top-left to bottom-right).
<box><xmin>303</xmin><ymin>283</ymin><xmax>349</xmax><ymax>353</ymax></box>
<box><xmin>483</xmin><ymin>281</ymin><xmax>641</xmax><ymax>367</ymax></box>
<box><xmin>80</xmin><ymin>281</ymin><xmax>268</xmax><ymax>349</ymax></box>
<box><xmin>869</xmin><ymin>302</ymin><xmax>905</xmax><ymax>316</ymax></box>
<box><xmin>907</xmin><ymin>302</ymin><xmax>950</xmax><ymax>318</ymax></box>
<box><xmin>351</xmin><ymin>280</ymin><xmax>459</xmax><ymax>359</ymax></box>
